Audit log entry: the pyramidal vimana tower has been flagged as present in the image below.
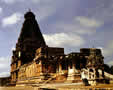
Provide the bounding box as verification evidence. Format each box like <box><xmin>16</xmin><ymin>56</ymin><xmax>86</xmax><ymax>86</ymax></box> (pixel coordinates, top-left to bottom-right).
<box><xmin>10</xmin><ymin>11</ymin><xmax>107</xmax><ymax>86</ymax></box>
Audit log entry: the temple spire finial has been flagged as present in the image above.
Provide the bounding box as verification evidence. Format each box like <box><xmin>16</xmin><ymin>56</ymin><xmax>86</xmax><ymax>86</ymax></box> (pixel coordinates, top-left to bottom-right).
<box><xmin>24</xmin><ymin>9</ymin><xmax>35</xmax><ymax>19</ymax></box>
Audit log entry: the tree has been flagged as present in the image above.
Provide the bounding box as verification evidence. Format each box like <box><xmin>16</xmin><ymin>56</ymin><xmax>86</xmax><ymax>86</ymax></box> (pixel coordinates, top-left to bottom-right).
<box><xmin>104</xmin><ymin>64</ymin><xmax>110</xmax><ymax>73</ymax></box>
<box><xmin>110</xmin><ymin>65</ymin><xmax>113</xmax><ymax>74</ymax></box>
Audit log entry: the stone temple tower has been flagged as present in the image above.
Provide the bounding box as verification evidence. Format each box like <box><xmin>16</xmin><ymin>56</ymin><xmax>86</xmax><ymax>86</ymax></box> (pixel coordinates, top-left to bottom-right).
<box><xmin>16</xmin><ymin>11</ymin><xmax>46</xmax><ymax>64</ymax></box>
<box><xmin>10</xmin><ymin>11</ymin><xmax>46</xmax><ymax>84</ymax></box>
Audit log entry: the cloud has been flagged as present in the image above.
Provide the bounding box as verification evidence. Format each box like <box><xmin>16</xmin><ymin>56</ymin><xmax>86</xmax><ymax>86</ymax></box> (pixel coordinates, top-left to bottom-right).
<box><xmin>43</xmin><ymin>33</ymin><xmax>84</xmax><ymax>47</ymax></box>
<box><xmin>1</xmin><ymin>0</ymin><xmax>24</xmax><ymax>4</ymax></box>
<box><xmin>0</xmin><ymin>56</ymin><xmax>11</xmax><ymax>77</ymax></box>
<box><xmin>0</xmin><ymin>7</ymin><xmax>3</xmax><ymax>14</ymax></box>
<box><xmin>2</xmin><ymin>12</ymin><xmax>22</xmax><ymax>27</ymax></box>
<box><xmin>75</xmin><ymin>16</ymin><xmax>103</xmax><ymax>28</ymax></box>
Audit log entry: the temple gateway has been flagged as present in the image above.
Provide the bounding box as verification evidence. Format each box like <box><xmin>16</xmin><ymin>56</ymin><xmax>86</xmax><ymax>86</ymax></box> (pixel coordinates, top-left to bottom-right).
<box><xmin>10</xmin><ymin>11</ymin><xmax>108</xmax><ymax>86</ymax></box>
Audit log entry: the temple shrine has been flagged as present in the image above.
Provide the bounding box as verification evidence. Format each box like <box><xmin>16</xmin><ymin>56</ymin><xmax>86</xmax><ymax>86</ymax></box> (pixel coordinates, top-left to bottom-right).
<box><xmin>10</xmin><ymin>11</ymin><xmax>106</xmax><ymax>86</ymax></box>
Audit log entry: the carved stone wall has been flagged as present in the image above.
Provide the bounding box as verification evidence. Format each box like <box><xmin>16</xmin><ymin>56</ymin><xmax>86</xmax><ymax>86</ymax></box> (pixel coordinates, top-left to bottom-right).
<box><xmin>18</xmin><ymin>61</ymin><xmax>42</xmax><ymax>81</ymax></box>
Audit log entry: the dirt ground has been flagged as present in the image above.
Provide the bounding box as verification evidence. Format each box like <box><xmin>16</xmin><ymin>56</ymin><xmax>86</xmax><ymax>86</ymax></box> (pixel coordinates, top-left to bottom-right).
<box><xmin>0</xmin><ymin>83</ymin><xmax>113</xmax><ymax>90</ymax></box>
<box><xmin>57</xmin><ymin>84</ymin><xmax>113</xmax><ymax>90</ymax></box>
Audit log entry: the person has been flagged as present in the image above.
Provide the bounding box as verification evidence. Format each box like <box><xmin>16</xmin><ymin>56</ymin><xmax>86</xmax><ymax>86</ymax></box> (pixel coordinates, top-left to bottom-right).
<box><xmin>81</xmin><ymin>68</ymin><xmax>89</xmax><ymax>86</ymax></box>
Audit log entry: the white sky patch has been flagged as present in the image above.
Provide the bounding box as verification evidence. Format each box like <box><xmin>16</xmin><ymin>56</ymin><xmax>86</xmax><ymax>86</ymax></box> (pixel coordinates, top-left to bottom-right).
<box><xmin>43</xmin><ymin>33</ymin><xmax>84</xmax><ymax>47</ymax></box>
<box><xmin>0</xmin><ymin>56</ymin><xmax>11</xmax><ymax>68</ymax></box>
<box><xmin>75</xmin><ymin>16</ymin><xmax>103</xmax><ymax>28</ymax></box>
<box><xmin>2</xmin><ymin>12</ymin><xmax>22</xmax><ymax>27</ymax></box>
<box><xmin>0</xmin><ymin>64</ymin><xmax>7</xmax><ymax>69</ymax></box>
<box><xmin>0</xmin><ymin>56</ymin><xmax>10</xmax><ymax>77</ymax></box>
<box><xmin>1</xmin><ymin>0</ymin><xmax>24</xmax><ymax>4</ymax></box>
<box><xmin>0</xmin><ymin>72</ymin><xmax>10</xmax><ymax>77</ymax></box>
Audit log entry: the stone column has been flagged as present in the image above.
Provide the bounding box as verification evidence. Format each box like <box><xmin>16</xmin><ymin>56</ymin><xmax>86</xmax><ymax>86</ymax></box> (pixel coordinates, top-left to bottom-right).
<box><xmin>72</xmin><ymin>64</ymin><xmax>75</xmax><ymax>73</ymax></box>
<box><xmin>56</xmin><ymin>65</ymin><xmax>59</xmax><ymax>73</ymax></box>
<box><xmin>88</xmin><ymin>68</ymin><xmax>90</xmax><ymax>79</ymax></box>
<box><xmin>14</xmin><ymin>63</ymin><xmax>16</xmax><ymax>70</ymax></box>
<box><xmin>14</xmin><ymin>72</ymin><xmax>16</xmax><ymax>81</ymax></box>
<box><xmin>11</xmin><ymin>65</ymin><xmax>12</xmax><ymax>72</ymax></box>
<box><xmin>59</xmin><ymin>63</ymin><xmax>62</xmax><ymax>74</ymax></box>
<box><xmin>11</xmin><ymin>73</ymin><xmax>14</xmax><ymax>81</ymax></box>
<box><xmin>94</xmin><ymin>69</ymin><xmax>96</xmax><ymax>79</ymax></box>
<box><xmin>39</xmin><ymin>61</ymin><xmax>42</xmax><ymax>73</ymax></box>
<box><xmin>67</xmin><ymin>63</ymin><xmax>75</xmax><ymax>81</ymax></box>
<box><xmin>18</xmin><ymin>60</ymin><xmax>21</xmax><ymax>67</ymax></box>
<box><xmin>39</xmin><ymin>60</ymin><xmax>45</xmax><ymax>80</ymax></box>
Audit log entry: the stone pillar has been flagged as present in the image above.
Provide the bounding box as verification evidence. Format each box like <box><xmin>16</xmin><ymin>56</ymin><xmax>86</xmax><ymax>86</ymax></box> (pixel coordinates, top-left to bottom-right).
<box><xmin>56</xmin><ymin>65</ymin><xmax>59</xmax><ymax>73</ymax></box>
<box><xmin>88</xmin><ymin>68</ymin><xmax>89</xmax><ymax>79</ymax></box>
<box><xmin>11</xmin><ymin>73</ymin><xmax>13</xmax><ymax>81</ymax></box>
<box><xmin>73</xmin><ymin>63</ymin><xmax>79</xmax><ymax>74</ymax></box>
<box><xmin>59</xmin><ymin>63</ymin><xmax>62</xmax><ymax>74</ymax></box>
<box><xmin>18</xmin><ymin>60</ymin><xmax>21</xmax><ymax>67</ymax></box>
<box><xmin>12</xmin><ymin>64</ymin><xmax>14</xmax><ymax>71</ymax></box>
<box><xmin>39</xmin><ymin>60</ymin><xmax>45</xmax><ymax>80</ymax></box>
<box><xmin>39</xmin><ymin>61</ymin><xmax>42</xmax><ymax>73</ymax></box>
<box><xmin>14</xmin><ymin>63</ymin><xmax>16</xmax><ymax>70</ymax></box>
<box><xmin>14</xmin><ymin>72</ymin><xmax>16</xmax><ymax>81</ymax></box>
<box><xmin>94</xmin><ymin>69</ymin><xmax>96</xmax><ymax>79</ymax></box>
<box><xmin>11</xmin><ymin>65</ymin><xmax>12</xmax><ymax>72</ymax></box>
<box><xmin>67</xmin><ymin>63</ymin><xmax>76</xmax><ymax>82</ymax></box>
<box><xmin>72</xmin><ymin>64</ymin><xmax>75</xmax><ymax>73</ymax></box>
